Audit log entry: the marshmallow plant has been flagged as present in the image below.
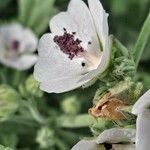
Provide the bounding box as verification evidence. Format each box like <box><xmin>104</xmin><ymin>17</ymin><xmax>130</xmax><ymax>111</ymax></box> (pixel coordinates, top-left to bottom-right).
<box><xmin>71</xmin><ymin>128</ymin><xmax>136</xmax><ymax>150</ymax></box>
<box><xmin>71</xmin><ymin>88</ymin><xmax>150</xmax><ymax>150</ymax></box>
<box><xmin>0</xmin><ymin>23</ymin><xmax>38</xmax><ymax>70</ymax></box>
<box><xmin>34</xmin><ymin>0</ymin><xmax>112</xmax><ymax>93</ymax></box>
<box><xmin>132</xmin><ymin>89</ymin><xmax>150</xmax><ymax>150</ymax></box>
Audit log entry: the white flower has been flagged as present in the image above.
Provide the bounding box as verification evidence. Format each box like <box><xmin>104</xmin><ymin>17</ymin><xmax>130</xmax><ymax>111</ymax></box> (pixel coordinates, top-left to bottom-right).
<box><xmin>0</xmin><ymin>23</ymin><xmax>38</xmax><ymax>70</ymax></box>
<box><xmin>132</xmin><ymin>89</ymin><xmax>150</xmax><ymax>150</ymax></box>
<box><xmin>34</xmin><ymin>0</ymin><xmax>112</xmax><ymax>93</ymax></box>
<box><xmin>71</xmin><ymin>128</ymin><xmax>136</xmax><ymax>150</ymax></box>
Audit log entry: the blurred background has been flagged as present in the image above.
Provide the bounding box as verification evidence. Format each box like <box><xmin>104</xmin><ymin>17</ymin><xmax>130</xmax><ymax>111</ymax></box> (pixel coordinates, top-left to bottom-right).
<box><xmin>0</xmin><ymin>0</ymin><xmax>149</xmax><ymax>150</ymax></box>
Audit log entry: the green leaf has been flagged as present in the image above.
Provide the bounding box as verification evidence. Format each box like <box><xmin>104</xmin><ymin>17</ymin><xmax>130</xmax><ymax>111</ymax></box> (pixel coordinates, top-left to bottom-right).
<box><xmin>18</xmin><ymin>0</ymin><xmax>35</xmax><ymax>25</ymax></box>
<box><xmin>133</xmin><ymin>11</ymin><xmax>150</xmax><ymax>68</ymax></box>
<box><xmin>0</xmin><ymin>133</ymin><xmax>18</xmax><ymax>149</ymax></box>
<box><xmin>18</xmin><ymin>0</ymin><xmax>57</xmax><ymax>35</ymax></box>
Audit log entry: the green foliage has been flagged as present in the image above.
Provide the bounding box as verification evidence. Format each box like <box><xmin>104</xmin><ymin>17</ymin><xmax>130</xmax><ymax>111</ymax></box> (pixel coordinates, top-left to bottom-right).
<box><xmin>61</xmin><ymin>95</ymin><xmax>81</xmax><ymax>115</ymax></box>
<box><xmin>19</xmin><ymin>75</ymin><xmax>43</xmax><ymax>98</ymax></box>
<box><xmin>0</xmin><ymin>145</ymin><xmax>13</xmax><ymax>150</ymax></box>
<box><xmin>36</xmin><ymin>126</ymin><xmax>55</xmax><ymax>149</ymax></box>
<box><xmin>18</xmin><ymin>0</ymin><xmax>57</xmax><ymax>35</ymax></box>
<box><xmin>0</xmin><ymin>0</ymin><xmax>149</xmax><ymax>149</ymax></box>
<box><xmin>0</xmin><ymin>85</ymin><xmax>20</xmax><ymax>121</ymax></box>
<box><xmin>133</xmin><ymin>12</ymin><xmax>150</xmax><ymax>68</ymax></box>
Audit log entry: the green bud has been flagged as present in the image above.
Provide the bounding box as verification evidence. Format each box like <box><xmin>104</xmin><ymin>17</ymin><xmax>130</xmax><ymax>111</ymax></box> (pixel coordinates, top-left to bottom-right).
<box><xmin>36</xmin><ymin>126</ymin><xmax>55</xmax><ymax>149</ymax></box>
<box><xmin>61</xmin><ymin>95</ymin><xmax>80</xmax><ymax>115</ymax></box>
<box><xmin>90</xmin><ymin>118</ymin><xmax>114</xmax><ymax>136</ymax></box>
<box><xmin>109</xmin><ymin>78</ymin><xmax>143</xmax><ymax>104</ymax></box>
<box><xmin>25</xmin><ymin>75</ymin><xmax>43</xmax><ymax>98</ymax></box>
<box><xmin>0</xmin><ymin>85</ymin><xmax>20</xmax><ymax>121</ymax></box>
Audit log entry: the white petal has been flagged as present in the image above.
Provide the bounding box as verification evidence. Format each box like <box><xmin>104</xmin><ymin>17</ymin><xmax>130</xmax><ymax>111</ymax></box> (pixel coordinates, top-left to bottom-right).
<box><xmin>39</xmin><ymin>76</ymin><xmax>88</xmax><ymax>93</ymax></box>
<box><xmin>96</xmin><ymin>128</ymin><xmax>136</xmax><ymax>144</ymax></box>
<box><xmin>34</xmin><ymin>33</ymin><xmax>89</xmax><ymax>82</ymax></box>
<box><xmin>0</xmin><ymin>23</ymin><xmax>37</xmax><ymax>54</ymax></box>
<box><xmin>112</xmin><ymin>144</ymin><xmax>135</xmax><ymax>150</ymax></box>
<box><xmin>21</xmin><ymin>28</ymin><xmax>38</xmax><ymax>53</ymax></box>
<box><xmin>0</xmin><ymin>23</ymin><xmax>23</xmax><ymax>50</ymax></box>
<box><xmin>67</xmin><ymin>0</ymin><xmax>96</xmax><ymax>41</ymax></box>
<box><xmin>0</xmin><ymin>54</ymin><xmax>37</xmax><ymax>70</ymax></box>
<box><xmin>71</xmin><ymin>140</ymin><xmax>99</xmax><ymax>150</ymax></box>
<box><xmin>136</xmin><ymin>110</ymin><xmax>150</xmax><ymax>150</ymax></box>
<box><xmin>50</xmin><ymin>0</ymin><xmax>95</xmax><ymax>38</ymax></box>
<box><xmin>79</xmin><ymin>36</ymin><xmax>112</xmax><ymax>83</ymax></box>
<box><xmin>50</xmin><ymin>12</ymin><xmax>77</xmax><ymax>36</ymax></box>
<box><xmin>49</xmin><ymin>0</ymin><xmax>100</xmax><ymax>56</ymax></box>
<box><xmin>77</xmin><ymin>0</ymin><xmax>111</xmax><ymax>82</ymax></box>
<box><xmin>88</xmin><ymin>0</ymin><xmax>109</xmax><ymax>47</ymax></box>
<box><xmin>0</xmin><ymin>35</ymin><xmax>5</xmax><ymax>56</ymax></box>
<box><xmin>132</xmin><ymin>89</ymin><xmax>150</xmax><ymax>115</ymax></box>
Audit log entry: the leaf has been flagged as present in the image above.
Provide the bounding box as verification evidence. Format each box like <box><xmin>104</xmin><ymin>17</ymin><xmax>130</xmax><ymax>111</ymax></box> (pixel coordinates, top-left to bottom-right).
<box><xmin>18</xmin><ymin>0</ymin><xmax>35</xmax><ymax>25</ymax></box>
<box><xmin>18</xmin><ymin>0</ymin><xmax>57</xmax><ymax>35</ymax></box>
<box><xmin>132</xmin><ymin>11</ymin><xmax>150</xmax><ymax>68</ymax></box>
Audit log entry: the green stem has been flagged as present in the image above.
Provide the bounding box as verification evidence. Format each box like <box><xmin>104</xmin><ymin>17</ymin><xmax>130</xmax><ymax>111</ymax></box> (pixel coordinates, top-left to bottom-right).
<box><xmin>57</xmin><ymin>114</ymin><xmax>95</xmax><ymax>128</ymax></box>
<box><xmin>8</xmin><ymin>115</ymin><xmax>38</xmax><ymax>127</ymax></box>
<box><xmin>0</xmin><ymin>67</ymin><xmax>7</xmax><ymax>83</ymax></box>
<box><xmin>133</xmin><ymin>11</ymin><xmax>150</xmax><ymax>69</ymax></box>
<box><xmin>27</xmin><ymin>99</ymin><xmax>46</xmax><ymax>124</ymax></box>
<box><xmin>12</xmin><ymin>70</ymin><xmax>22</xmax><ymax>87</ymax></box>
<box><xmin>114</xmin><ymin>38</ymin><xmax>129</xmax><ymax>57</ymax></box>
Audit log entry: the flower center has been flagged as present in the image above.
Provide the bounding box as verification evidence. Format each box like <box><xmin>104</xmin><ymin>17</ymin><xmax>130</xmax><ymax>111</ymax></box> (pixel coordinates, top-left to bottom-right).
<box><xmin>5</xmin><ymin>40</ymin><xmax>20</xmax><ymax>59</ymax></box>
<box><xmin>11</xmin><ymin>40</ymin><xmax>20</xmax><ymax>50</ymax></box>
<box><xmin>53</xmin><ymin>28</ymin><xmax>85</xmax><ymax>59</ymax></box>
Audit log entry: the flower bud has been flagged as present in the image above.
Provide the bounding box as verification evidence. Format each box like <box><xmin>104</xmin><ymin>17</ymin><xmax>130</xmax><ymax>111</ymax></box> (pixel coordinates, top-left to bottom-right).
<box><xmin>36</xmin><ymin>126</ymin><xmax>55</xmax><ymax>149</ymax></box>
<box><xmin>61</xmin><ymin>95</ymin><xmax>80</xmax><ymax>115</ymax></box>
<box><xmin>0</xmin><ymin>85</ymin><xmax>20</xmax><ymax>121</ymax></box>
<box><xmin>25</xmin><ymin>75</ymin><xmax>43</xmax><ymax>97</ymax></box>
<box><xmin>109</xmin><ymin>78</ymin><xmax>143</xmax><ymax>104</ymax></box>
<box><xmin>19</xmin><ymin>75</ymin><xmax>43</xmax><ymax>98</ymax></box>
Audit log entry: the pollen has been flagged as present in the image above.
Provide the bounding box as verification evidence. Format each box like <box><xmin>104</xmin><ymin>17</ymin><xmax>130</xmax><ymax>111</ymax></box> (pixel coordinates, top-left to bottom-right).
<box><xmin>53</xmin><ymin>29</ymin><xmax>85</xmax><ymax>59</ymax></box>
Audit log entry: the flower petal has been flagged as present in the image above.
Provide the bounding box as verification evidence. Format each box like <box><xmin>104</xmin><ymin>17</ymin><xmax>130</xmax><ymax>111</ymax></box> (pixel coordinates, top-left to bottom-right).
<box><xmin>21</xmin><ymin>28</ymin><xmax>38</xmax><ymax>53</ymax></box>
<box><xmin>0</xmin><ymin>23</ymin><xmax>23</xmax><ymax>52</ymax></box>
<box><xmin>96</xmin><ymin>128</ymin><xmax>136</xmax><ymax>144</ymax></box>
<box><xmin>50</xmin><ymin>0</ymin><xmax>95</xmax><ymax>38</ymax></box>
<box><xmin>0</xmin><ymin>54</ymin><xmax>37</xmax><ymax>70</ymax></box>
<box><xmin>79</xmin><ymin>36</ymin><xmax>112</xmax><ymax>83</ymax></box>
<box><xmin>71</xmin><ymin>140</ymin><xmax>99</xmax><ymax>150</ymax></box>
<box><xmin>49</xmin><ymin>0</ymin><xmax>100</xmax><ymax>56</ymax></box>
<box><xmin>39</xmin><ymin>76</ymin><xmax>88</xmax><ymax>93</ymax></box>
<box><xmin>88</xmin><ymin>0</ymin><xmax>109</xmax><ymax>47</ymax></box>
<box><xmin>34</xmin><ymin>33</ymin><xmax>89</xmax><ymax>83</ymax></box>
<box><xmin>136</xmin><ymin>110</ymin><xmax>150</xmax><ymax>150</ymax></box>
<box><xmin>132</xmin><ymin>89</ymin><xmax>150</xmax><ymax>115</ymax></box>
<box><xmin>67</xmin><ymin>0</ymin><xmax>96</xmax><ymax>40</ymax></box>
